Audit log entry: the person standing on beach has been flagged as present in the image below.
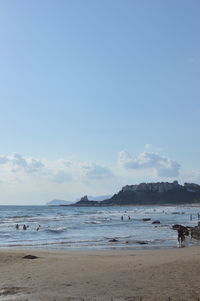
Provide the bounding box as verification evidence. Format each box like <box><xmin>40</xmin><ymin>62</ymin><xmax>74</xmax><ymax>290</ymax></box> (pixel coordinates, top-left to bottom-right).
<box><xmin>177</xmin><ymin>226</ymin><xmax>185</xmax><ymax>248</ymax></box>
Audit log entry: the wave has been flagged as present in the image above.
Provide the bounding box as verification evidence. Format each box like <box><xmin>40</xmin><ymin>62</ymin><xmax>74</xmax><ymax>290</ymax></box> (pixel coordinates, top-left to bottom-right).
<box><xmin>0</xmin><ymin>234</ymin><xmax>11</xmax><ymax>238</ymax></box>
<box><xmin>104</xmin><ymin>235</ymin><xmax>131</xmax><ymax>240</ymax></box>
<box><xmin>84</xmin><ymin>221</ymin><xmax>101</xmax><ymax>224</ymax></box>
<box><xmin>11</xmin><ymin>215</ymin><xmax>34</xmax><ymax>218</ymax></box>
<box><xmin>2</xmin><ymin>238</ymin><xmax>104</xmax><ymax>248</ymax></box>
<box><xmin>45</xmin><ymin>227</ymin><xmax>68</xmax><ymax>233</ymax></box>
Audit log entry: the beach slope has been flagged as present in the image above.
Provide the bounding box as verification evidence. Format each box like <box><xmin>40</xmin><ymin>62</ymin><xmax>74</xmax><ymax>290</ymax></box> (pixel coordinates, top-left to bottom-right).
<box><xmin>0</xmin><ymin>247</ymin><xmax>200</xmax><ymax>300</ymax></box>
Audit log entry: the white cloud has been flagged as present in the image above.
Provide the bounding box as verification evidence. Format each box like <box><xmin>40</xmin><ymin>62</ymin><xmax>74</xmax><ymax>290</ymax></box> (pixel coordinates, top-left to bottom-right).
<box><xmin>0</xmin><ymin>150</ymin><xmax>188</xmax><ymax>205</ymax></box>
<box><xmin>0</xmin><ymin>153</ymin><xmax>45</xmax><ymax>174</ymax></box>
<box><xmin>118</xmin><ymin>151</ymin><xmax>180</xmax><ymax>177</ymax></box>
<box><xmin>0</xmin><ymin>155</ymin><xmax>9</xmax><ymax>164</ymax></box>
<box><xmin>62</xmin><ymin>160</ymin><xmax>72</xmax><ymax>167</ymax></box>
<box><xmin>144</xmin><ymin>144</ymin><xmax>153</xmax><ymax>150</ymax></box>
<box><xmin>51</xmin><ymin>170</ymin><xmax>72</xmax><ymax>183</ymax></box>
<box><xmin>0</xmin><ymin>153</ymin><xmax>113</xmax><ymax>185</ymax></box>
<box><xmin>80</xmin><ymin>162</ymin><xmax>112</xmax><ymax>180</ymax></box>
<box><xmin>11</xmin><ymin>153</ymin><xmax>28</xmax><ymax>168</ymax></box>
<box><xmin>27</xmin><ymin>158</ymin><xmax>44</xmax><ymax>172</ymax></box>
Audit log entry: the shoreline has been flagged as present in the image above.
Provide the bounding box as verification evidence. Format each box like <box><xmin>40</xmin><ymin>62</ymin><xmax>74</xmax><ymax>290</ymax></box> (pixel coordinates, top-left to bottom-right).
<box><xmin>1</xmin><ymin>246</ymin><xmax>200</xmax><ymax>300</ymax></box>
<box><xmin>1</xmin><ymin>204</ymin><xmax>199</xmax><ymax>252</ymax></box>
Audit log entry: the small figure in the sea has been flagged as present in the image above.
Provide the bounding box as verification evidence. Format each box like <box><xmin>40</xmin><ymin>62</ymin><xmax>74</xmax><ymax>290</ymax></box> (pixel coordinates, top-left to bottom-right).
<box><xmin>121</xmin><ymin>216</ymin><xmax>123</xmax><ymax>221</ymax></box>
<box><xmin>23</xmin><ymin>224</ymin><xmax>27</xmax><ymax>230</ymax></box>
<box><xmin>177</xmin><ymin>226</ymin><xmax>185</xmax><ymax>248</ymax></box>
<box><xmin>15</xmin><ymin>224</ymin><xmax>19</xmax><ymax>230</ymax></box>
<box><xmin>36</xmin><ymin>225</ymin><xmax>40</xmax><ymax>231</ymax></box>
<box><xmin>190</xmin><ymin>214</ymin><xmax>192</xmax><ymax>221</ymax></box>
<box><xmin>128</xmin><ymin>216</ymin><xmax>131</xmax><ymax>220</ymax></box>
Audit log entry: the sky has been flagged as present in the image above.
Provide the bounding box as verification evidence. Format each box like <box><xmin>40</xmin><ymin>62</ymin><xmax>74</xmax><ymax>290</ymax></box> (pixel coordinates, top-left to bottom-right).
<box><xmin>0</xmin><ymin>0</ymin><xmax>200</xmax><ymax>204</ymax></box>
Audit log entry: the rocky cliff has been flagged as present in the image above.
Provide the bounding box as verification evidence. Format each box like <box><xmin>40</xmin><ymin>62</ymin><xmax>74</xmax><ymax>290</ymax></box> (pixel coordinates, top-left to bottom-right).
<box><xmin>73</xmin><ymin>181</ymin><xmax>200</xmax><ymax>206</ymax></box>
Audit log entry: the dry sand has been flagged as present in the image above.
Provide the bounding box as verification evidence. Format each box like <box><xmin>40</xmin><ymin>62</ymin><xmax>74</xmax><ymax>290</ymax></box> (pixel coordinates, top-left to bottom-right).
<box><xmin>0</xmin><ymin>247</ymin><xmax>200</xmax><ymax>301</ymax></box>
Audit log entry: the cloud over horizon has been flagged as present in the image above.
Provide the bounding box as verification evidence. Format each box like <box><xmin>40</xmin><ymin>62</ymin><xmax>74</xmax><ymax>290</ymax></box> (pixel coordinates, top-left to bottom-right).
<box><xmin>0</xmin><ymin>153</ymin><xmax>44</xmax><ymax>174</ymax></box>
<box><xmin>0</xmin><ymin>153</ymin><xmax>113</xmax><ymax>183</ymax></box>
<box><xmin>79</xmin><ymin>162</ymin><xmax>113</xmax><ymax>180</ymax></box>
<box><xmin>118</xmin><ymin>151</ymin><xmax>181</xmax><ymax>177</ymax></box>
<box><xmin>0</xmin><ymin>150</ymin><xmax>198</xmax><ymax>205</ymax></box>
<box><xmin>0</xmin><ymin>152</ymin><xmax>116</xmax><ymax>204</ymax></box>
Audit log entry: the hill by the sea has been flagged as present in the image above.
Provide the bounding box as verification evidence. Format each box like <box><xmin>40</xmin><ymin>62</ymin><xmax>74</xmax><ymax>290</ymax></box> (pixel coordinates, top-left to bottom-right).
<box><xmin>72</xmin><ymin>181</ymin><xmax>200</xmax><ymax>206</ymax></box>
<box><xmin>46</xmin><ymin>199</ymin><xmax>74</xmax><ymax>206</ymax></box>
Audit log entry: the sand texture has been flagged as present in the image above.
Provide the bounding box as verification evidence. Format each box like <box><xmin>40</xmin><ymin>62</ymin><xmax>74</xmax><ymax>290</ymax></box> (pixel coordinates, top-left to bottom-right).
<box><xmin>0</xmin><ymin>247</ymin><xmax>200</xmax><ymax>301</ymax></box>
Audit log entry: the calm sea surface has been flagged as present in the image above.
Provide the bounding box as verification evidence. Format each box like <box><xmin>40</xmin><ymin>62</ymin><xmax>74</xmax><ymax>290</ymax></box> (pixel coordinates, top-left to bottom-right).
<box><xmin>0</xmin><ymin>205</ymin><xmax>199</xmax><ymax>250</ymax></box>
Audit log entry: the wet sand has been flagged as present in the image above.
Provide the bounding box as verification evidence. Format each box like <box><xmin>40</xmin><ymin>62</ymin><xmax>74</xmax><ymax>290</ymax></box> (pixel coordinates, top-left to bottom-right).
<box><xmin>0</xmin><ymin>247</ymin><xmax>200</xmax><ymax>300</ymax></box>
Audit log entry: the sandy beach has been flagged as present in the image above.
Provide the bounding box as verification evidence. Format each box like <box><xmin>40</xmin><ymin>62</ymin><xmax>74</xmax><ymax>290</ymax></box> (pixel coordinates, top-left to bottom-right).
<box><xmin>0</xmin><ymin>247</ymin><xmax>200</xmax><ymax>301</ymax></box>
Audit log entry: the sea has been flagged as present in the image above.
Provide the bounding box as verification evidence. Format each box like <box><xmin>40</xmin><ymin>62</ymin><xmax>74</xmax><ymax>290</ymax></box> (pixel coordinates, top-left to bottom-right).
<box><xmin>0</xmin><ymin>205</ymin><xmax>200</xmax><ymax>250</ymax></box>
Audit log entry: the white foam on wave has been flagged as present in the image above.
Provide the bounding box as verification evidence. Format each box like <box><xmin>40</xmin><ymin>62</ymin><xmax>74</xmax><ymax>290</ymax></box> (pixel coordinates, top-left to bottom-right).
<box><xmin>45</xmin><ymin>227</ymin><xmax>68</xmax><ymax>233</ymax></box>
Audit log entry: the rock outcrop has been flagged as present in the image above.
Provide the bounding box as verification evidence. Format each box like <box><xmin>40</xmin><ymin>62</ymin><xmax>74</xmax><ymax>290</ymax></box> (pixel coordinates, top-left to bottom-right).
<box><xmin>75</xmin><ymin>195</ymin><xmax>100</xmax><ymax>206</ymax></box>
<box><xmin>191</xmin><ymin>222</ymin><xmax>200</xmax><ymax>240</ymax></box>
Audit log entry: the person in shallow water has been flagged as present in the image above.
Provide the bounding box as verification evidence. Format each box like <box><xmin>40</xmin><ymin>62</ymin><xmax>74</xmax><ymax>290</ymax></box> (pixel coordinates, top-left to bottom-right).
<box><xmin>177</xmin><ymin>226</ymin><xmax>185</xmax><ymax>248</ymax></box>
<box><xmin>23</xmin><ymin>224</ymin><xmax>27</xmax><ymax>230</ymax></box>
<box><xmin>15</xmin><ymin>224</ymin><xmax>19</xmax><ymax>230</ymax></box>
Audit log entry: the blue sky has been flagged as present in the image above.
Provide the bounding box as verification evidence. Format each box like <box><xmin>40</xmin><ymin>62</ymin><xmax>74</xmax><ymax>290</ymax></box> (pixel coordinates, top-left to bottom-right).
<box><xmin>0</xmin><ymin>1</ymin><xmax>199</xmax><ymax>204</ymax></box>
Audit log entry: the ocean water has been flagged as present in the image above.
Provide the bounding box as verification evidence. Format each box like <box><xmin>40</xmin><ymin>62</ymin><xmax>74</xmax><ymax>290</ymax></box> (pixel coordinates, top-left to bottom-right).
<box><xmin>0</xmin><ymin>205</ymin><xmax>200</xmax><ymax>250</ymax></box>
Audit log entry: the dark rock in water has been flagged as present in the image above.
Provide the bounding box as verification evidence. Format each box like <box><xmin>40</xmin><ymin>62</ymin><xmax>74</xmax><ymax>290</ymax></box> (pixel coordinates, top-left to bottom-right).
<box><xmin>136</xmin><ymin>240</ymin><xmax>148</xmax><ymax>245</ymax></box>
<box><xmin>142</xmin><ymin>218</ymin><xmax>151</xmax><ymax>221</ymax></box>
<box><xmin>109</xmin><ymin>238</ymin><xmax>118</xmax><ymax>242</ymax></box>
<box><xmin>23</xmin><ymin>255</ymin><xmax>39</xmax><ymax>259</ymax></box>
<box><xmin>152</xmin><ymin>220</ymin><xmax>160</xmax><ymax>224</ymax></box>
<box><xmin>191</xmin><ymin>225</ymin><xmax>200</xmax><ymax>240</ymax></box>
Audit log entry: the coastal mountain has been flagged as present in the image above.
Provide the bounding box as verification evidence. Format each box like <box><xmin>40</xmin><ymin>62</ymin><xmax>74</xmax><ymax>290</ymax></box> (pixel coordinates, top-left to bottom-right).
<box><xmin>87</xmin><ymin>195</ymin><xmax>112</xmax><ymax>201</ymax></box>
<box><xmin>73</xmin><ymin>181</ymin><xmax>200</xmax><ymax>206</ymax></box>
<box><xmin>46</xmin><ymin>199</ymin><xmax>74</xmax><ymax>206</ymax></box>
<box><xmin>75</xmin><ymin>195</ymin><xmax>112</xmax><ymax>202</ymax></box>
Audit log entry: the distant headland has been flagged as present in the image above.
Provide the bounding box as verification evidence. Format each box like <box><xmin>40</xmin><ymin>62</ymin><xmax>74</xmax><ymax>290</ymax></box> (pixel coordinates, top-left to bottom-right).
<box><xmin>65</xmin><ymin>181</ymin><xmax>200</xmax><ymax>206</ymax></box>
